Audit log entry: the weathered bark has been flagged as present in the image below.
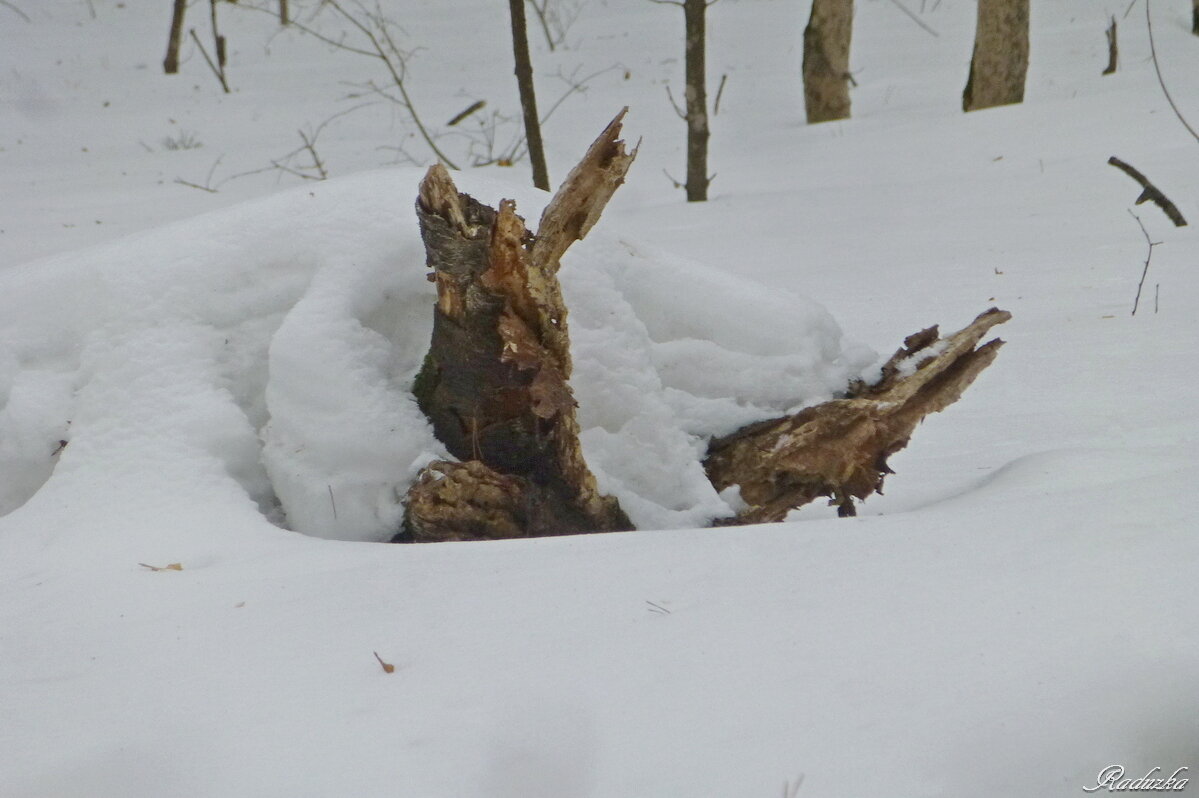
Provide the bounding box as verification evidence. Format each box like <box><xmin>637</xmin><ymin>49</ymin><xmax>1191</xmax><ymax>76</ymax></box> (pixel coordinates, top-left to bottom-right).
<box><xmin>706</xmin><ymin>308</ymin><xmax>1010</xmax><ymax>523</ymax></box>
<box><xmin>163</xmin><ymin>0</ymin><xmax>187</xmax><ymax>74</ymax></box>
<box><xmin>682</xmin><ymin>0</ymin><xmax>711</xmax><ymax>201</ymax></box>
<box><xmin>401</xmin><ymin>110</ymin><xmax>638</xmax><ymax>542</ymax></box>
<box><xmin>963</xmin><ymin>0</ymin><xmax>1029</xmax><ymax>112</ymax></box>
<box><xmin>802</xmin><ymin>0</ymin><xmax>854</xmax><ymax>124</ymax></box>
<box><xmin>508</xmin><ymin>0</ymin><xmax>550</xmax><ymax>191</ymax></box>
<box><xmin>1103</xmin><ymin>16</ymin><xmax>1118</xmax><ymax>76</ymax></box>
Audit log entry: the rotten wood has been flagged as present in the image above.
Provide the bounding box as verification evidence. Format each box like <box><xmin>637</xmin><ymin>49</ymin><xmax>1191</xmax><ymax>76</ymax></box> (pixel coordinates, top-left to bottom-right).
<box><xmin>705</xmin><ymin>308</ymin><xmax>1011</xmax><ymax>524</ymax></box>
<box><xmin>401</xmin><ymin>110</ymin><xmax>637</xmax><ymax>542</ymax></box>
<box><xmin>1108</xmin><ymin>156</ymin><xmax>1187</xmax><ymax>227</ymax></box>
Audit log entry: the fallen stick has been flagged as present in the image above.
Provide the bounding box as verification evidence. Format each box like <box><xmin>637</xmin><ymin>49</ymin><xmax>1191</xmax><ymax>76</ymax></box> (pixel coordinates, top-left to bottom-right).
<box><xmin>1108</xmin><ymin>156</ymin><xmax>1187</xmax><ymax>227</ymax></box>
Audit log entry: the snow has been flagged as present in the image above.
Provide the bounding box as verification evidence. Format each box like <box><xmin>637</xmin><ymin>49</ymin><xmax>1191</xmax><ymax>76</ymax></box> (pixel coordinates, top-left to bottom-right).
<box><xmin>3</xmin><ymin>1</ymin><xmax>1199</xmax><ymax>796</ymax></box>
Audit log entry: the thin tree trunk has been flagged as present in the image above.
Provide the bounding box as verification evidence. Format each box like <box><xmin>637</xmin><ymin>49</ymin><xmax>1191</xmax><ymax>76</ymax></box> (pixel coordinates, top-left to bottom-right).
<box><xmin>683</xmin><ymin>0</ymin><xmax>710</xmax><ymax>201</ymax></box>
<box><xmin>963</xmin><ymin>0</ymin><xmax>1030</xmax><ymax>112</ymax></box>
<box><xmin>508</xmin><ymin>0</ymin><xmax>551</xmax><ymax>191</ymax></box>
<box><xmin>280</xmin><ymin>0</ymin><xmax>289</xmax><ymax>26</ymax></box>
<box><xmin>163</xmin><ymin>0</ymin><xmax>187</xmax><ymax>74</ymax></box>
<box><xmin>1193</xmin><ymin>0</ymin><xmax>1199</xmax><ymax>36</ymax></box>
<box><xmin>802</xmin><ymin>0</ymin><xmax>854</xmax><ymax>124</ymax></box>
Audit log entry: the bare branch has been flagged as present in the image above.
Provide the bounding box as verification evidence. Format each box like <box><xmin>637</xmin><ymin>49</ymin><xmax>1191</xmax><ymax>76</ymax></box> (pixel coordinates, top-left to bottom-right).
<box><xmin>713</xmin><ymin>73</ymin><xmax>728</xmax><ymax>115</ymax></box>
<box><xmin>1127</xmin><ymin>210</ymin><xmax>1161</xmax><ymax>316</ymax></box>
<box><xmin>173</xmin><ymin>178</ymin><xmax>220</xmax><ymax>193</ymax></box>
<box><xmin>664</xmin><ymin>83</ymin><xmax>687</xmax><ymax>119</ymax></box>
<box><xmin>0</xmin><ymin>0</ymin><xmax>31</xmax><ymax>22</ymax></box>
<box><xmin>1108</xmin><ymin>156</ymin><xmax>1188</xmax><ymax>227</ymax></box>
<box><xmin>1146</xmin><ymin>1</ymin><xmax>1199</xmax><ymax>147</ymax></box>
<box><xmin>188</xmin><ymin>27</ymin><xmax>230</xmax><ymax>93</ymax></box>
<box><xmin>447</xmin><ymin>100</ymin><xmax>486</xmax><ymax>126</ymax></box>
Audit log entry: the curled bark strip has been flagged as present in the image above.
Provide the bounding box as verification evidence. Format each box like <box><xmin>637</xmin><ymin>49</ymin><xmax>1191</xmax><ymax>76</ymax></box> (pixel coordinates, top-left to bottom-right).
<box><xmin>705</xmin><ymin>308</ymin><xmax>1011</xmax><ymax>523</ymax></box>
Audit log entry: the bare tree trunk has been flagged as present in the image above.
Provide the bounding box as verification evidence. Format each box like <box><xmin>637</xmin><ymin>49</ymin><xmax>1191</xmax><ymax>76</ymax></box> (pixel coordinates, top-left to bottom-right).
<box><xmin>963</xmin><ymin>0</ymin><xmax>1029</xmax><ymax>112</ymax></box>
<box><xmin>802</xmin><ymin>0</ymin><xmax>854</xmax><ymax>124</ymax></box>
<box><xmin>279</xmin><ymin>0</ymin><xmax>289</xmax><ymax>26</ymax></box>
<box><xmin>402</xmin><ymin>111</ymin><xmax>638</xmax><ymax>542</ymax></box>
<box><xmin>508</xmin><ymin>0</ymin><xmax>551</xmax><ymax>191</ymax></box>
<box><xmin>1193</xmin><ymin>0</ymin><xmax>1199</xmax><ymax>36</ymax></box>
<box><xmin>163</xmin><ymin>0</ymin><xmax>187</xmax><ymax>74</ymax></box>
<box><xmin>683</xmin><ymin>0</ymin><xmax>711</xmax><ymax>201</ymax></box>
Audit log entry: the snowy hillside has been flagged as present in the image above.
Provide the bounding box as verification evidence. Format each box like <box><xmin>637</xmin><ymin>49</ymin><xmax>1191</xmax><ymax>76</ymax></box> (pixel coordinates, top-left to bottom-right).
<box><xmin>2</xmin><ymin>1</ymin><xmax>1197</xmax><ymax>796</ymax></box>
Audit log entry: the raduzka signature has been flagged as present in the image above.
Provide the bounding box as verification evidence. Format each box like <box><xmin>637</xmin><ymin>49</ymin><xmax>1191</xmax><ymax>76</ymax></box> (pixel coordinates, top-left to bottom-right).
<box><xmin>1083</xmin><ymin>766</ymin><xmax>1189</xmax><ymax>792</ymax></box>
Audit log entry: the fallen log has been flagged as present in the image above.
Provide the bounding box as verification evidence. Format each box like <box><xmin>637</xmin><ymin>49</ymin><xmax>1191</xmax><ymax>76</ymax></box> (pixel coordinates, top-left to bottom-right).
<box><xmin>705</xmin><ymin>308</ymin><xmax>1010</xmax><ymax>523</ymax></box>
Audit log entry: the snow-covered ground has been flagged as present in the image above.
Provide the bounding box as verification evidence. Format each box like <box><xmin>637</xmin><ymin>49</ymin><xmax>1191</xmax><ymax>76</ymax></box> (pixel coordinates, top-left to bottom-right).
<box><xmin>2</xmin><ymin>1</ymin><xmax>1197</xmax><ymax>796</ymax></box>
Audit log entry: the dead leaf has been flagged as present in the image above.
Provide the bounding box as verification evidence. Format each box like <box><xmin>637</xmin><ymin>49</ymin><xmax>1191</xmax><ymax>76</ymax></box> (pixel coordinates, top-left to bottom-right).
<box><xmin>373</xmin><ymin>651</ymin><xmax>395</xmax><ymax>674</ymax></box>
<box><xmin>139</xmin><ymin>562</ymin><xmax>183</xmax><ymax>572</ymax></box>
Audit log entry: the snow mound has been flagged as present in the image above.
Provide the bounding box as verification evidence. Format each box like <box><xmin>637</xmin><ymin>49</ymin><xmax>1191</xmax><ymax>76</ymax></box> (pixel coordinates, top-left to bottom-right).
<box><xmin>0</xmin><ymin>168</ymin><xmax>872</xmax><ymax>539</ymax></box>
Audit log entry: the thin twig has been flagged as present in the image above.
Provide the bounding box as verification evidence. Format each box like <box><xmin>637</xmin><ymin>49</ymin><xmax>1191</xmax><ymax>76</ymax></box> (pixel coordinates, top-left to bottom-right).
<box><xmin>713</xmin><ymin>73</ymin><xmax>728</xmax><ymax>115</ymax></box>
<box><xmin>1127</xmin><ymin>209</ymin><xmax>1160</xmax><ymax>316</ymax></box>
<box><xmin>1123</xmin><ymin>0</ymin><xmax>1137</xmax><ymax>20</ymax></box>
<box><xmin>174</xmin><ymin>178</ymin><xmax>219</xmax><ymax>193</ymax></box>
<box><xmin>188</xmin><ymin>28</ymin><xmax>230</xmax><ymax>93</ymax></box>
<box><xmin>492</xmin><ymin>65</ymin><xmax>623</xmax><ymax>165</ymax></box>
<box><xmin>447</xmin><ymin>99</ymin><xmax>485</xmax><ymax>126</ymax></box>
<box><xmin>664</xmin><ymin>84</ymin><xmax>687</xmax><ymax>119</ymax></box>
<box><xmin>324</xmin><ymin>0</ymin><xmax>458</xmax><ymax>168</ymax></box>
<box><xmin>1146</xmin><ymin>2</ymin><xmax>1199</xmax><ymax>146</ymax></box>
<box><xmin>0</xmin><ymin>0</ymin><xmax>30</xmax><ymax>22</ymax></box>
<box><xmin>234</xmin><ymin>0</ymin><xmax>458</xmax><ymax>167</ymax></box>
<box><xmin>886</xmin><ymin>0</ymin><xmax>939</xmax><ymax>37</ymax></box>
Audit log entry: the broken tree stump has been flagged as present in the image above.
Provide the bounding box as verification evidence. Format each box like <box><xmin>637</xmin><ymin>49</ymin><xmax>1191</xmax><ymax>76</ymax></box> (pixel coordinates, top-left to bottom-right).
<box><xmin>705</xmin><ymin>308</ymin><xmax>1011</xmax><ymax>523</ymax></box>
<box><xmin>397</xmin><ymin>111</ymin><xmax>1010</xmax><ymax>541</ymax></box>
<box><xmin>400</xmin><ymin>110</ymin><xmax>637</xmax><ymax>542</ymax></box>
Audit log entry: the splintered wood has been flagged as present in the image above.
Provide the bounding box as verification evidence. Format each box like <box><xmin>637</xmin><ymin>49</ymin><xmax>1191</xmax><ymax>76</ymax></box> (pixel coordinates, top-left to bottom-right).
<box><xmin>399</xmin><ymin>109</ymin><xmax>1009</xmax><ymax>541</ymax></box>
<box><xmin>403</xmin><ymin>110</ymin><xmax>637</xmax><ymax>542</ymax></box>
<box><xmin>705</xmin><ymin>308</ymin><xmax>1010</xmax><ymax>523</ymax></box>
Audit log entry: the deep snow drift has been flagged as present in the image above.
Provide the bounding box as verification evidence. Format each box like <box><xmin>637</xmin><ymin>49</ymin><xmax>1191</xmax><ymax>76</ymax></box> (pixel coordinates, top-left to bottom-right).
<box><xmin>0</xmin><ymin>168</ymin><xmax>873</xmax><ymax>540</ymax></box>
